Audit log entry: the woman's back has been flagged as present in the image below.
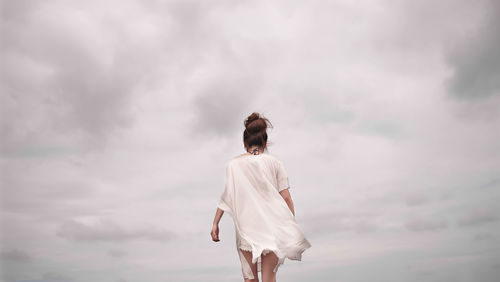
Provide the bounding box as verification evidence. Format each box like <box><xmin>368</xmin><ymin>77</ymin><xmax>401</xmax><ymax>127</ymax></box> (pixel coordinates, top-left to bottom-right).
<box><xmin>217</xmin><ymin>151</ymin><xmax>311</xmax><ymax>279</ymax></box>
<box><xmin>229</xmin><ymin>152</ymin><xmax>291</xmax><ymax>193</ymax></box>
<box><xmin>212</xmin><ymin>112</ymin><xmax>311</xmax><ymax>281</ymax></box>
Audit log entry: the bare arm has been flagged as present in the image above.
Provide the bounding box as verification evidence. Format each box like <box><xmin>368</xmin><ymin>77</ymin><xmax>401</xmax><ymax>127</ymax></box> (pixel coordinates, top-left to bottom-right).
<box><xmin>211</xmin><ymin>208</ymin><xmax>224</xmax><ymax>242</ymax></box>
<box><xmin>279</xmin><ymin>188</ymin><xmax>295</xmax><ymax>216</ymax></box>
<box><xmin>213</xmin><ymin>207</ymin><xmax>224</xmax><ymax>226</ymax></box>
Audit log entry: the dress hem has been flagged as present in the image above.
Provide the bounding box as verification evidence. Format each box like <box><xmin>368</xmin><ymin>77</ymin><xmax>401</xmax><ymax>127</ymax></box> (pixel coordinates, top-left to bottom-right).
<box><xmin>237</xmin><ymin>237</ymin><xmax>312</xmax><ymax>280</ymax></box>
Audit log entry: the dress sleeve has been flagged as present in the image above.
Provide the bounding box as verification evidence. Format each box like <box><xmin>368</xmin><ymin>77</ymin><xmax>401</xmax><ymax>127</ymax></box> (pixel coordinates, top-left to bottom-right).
<box><xmin>216</xmin><ymin>162</ymin><xmax>234</xmax><ymax>215</ymax></box>
<box><xmin>276</xmin><ymin>159</ymin><xmax>290</xmax><ymax>192</ymax></box>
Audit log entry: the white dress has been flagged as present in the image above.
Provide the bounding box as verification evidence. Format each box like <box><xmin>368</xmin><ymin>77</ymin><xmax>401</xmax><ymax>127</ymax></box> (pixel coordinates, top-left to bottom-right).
<box><xmin>216</xmin><ymin>152</ymin><xmax>312</xmax><ymax>279</ymax></box>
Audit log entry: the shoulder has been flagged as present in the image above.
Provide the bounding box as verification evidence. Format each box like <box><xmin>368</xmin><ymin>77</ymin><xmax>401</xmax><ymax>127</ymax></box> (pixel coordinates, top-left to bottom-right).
<box><xmin>263</xmin><ymin>152</ymin><xmax>281</xmax><ymax>162</ymax></box>
<box><xmin>261</xmin><ymin>153</ymin><xmax>284</xmax><ymax>169</ymax></box>
<box><xmin>233</xmin><ymin>153</ymin><xmax>248</xmax><ymax>159</ymax></box>
<box><xmin>225</xmin><ymin>153</ymin><xmax>282</xmax><ymax>168</ymax></box>
<box><xmin>225</xmin><ymin>154</ymin><xmax>244</xmax><ymax>168</ymax></box>
<box><xmin>229</xmin><ymin>153</ymin><xmax>247</xmax><ymax>164</ymax></box>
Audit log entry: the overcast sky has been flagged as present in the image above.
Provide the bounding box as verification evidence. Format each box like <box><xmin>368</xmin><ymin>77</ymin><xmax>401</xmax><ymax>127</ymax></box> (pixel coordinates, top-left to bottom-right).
<box><xmin>1</xmin><ymin>0</ymin><xmax>499</xmax><ymax>281</ymax></box>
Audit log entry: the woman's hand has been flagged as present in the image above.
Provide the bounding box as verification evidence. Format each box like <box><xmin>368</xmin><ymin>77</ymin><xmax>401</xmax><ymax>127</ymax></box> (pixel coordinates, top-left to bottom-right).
<box><xmin>211</xmin><ymin>224</ymin><xmax>220</xmax><ymax>242</ymax></box>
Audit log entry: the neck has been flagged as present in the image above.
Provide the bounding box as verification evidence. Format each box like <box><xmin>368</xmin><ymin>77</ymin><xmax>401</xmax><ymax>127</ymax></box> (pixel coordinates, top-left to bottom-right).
<box><xmin>247</xmin><ymin>145</ymin><xmax>264</xmax><ymax>155</ymax></box>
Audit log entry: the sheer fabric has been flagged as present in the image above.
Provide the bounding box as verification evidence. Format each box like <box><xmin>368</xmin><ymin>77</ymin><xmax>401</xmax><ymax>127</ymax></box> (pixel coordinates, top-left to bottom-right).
<box><xmin>217</xmin><ymin>152</ymin><xmax>312</xmax><ymax>279</ymax></box>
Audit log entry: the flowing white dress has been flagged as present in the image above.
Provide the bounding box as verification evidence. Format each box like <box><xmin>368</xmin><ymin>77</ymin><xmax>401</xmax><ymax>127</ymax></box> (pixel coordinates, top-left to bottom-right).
<box><xmin>216</xmin><ymin>152</ymin><xmax>312</xmax><ymax>279</ymax></box>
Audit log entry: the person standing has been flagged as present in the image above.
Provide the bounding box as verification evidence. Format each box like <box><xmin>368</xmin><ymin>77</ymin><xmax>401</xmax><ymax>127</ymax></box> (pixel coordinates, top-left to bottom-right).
<box><xmin>211</xmin><ymin>112</ymin><xmax>312</xmax><ymax>282</ymax></box>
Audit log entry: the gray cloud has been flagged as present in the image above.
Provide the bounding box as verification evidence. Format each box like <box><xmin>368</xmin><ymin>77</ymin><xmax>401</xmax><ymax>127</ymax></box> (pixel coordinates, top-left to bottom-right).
<box><xmin>473</xmin><ymin>233</ymin><xmax>496</xmax><ymax>241</ymax></box>
<box><xmin>446</xmin><ymin>0</ymin><xmax>500</xmax><ymax>99</ymax></box>
<box><xmin>479</xmin><ymin>178</ymin><xmax>500</xmax><ymax>189</ymax></box>
<box><xmin>191</xmin><ymin>74</ymin><xmax>263</xmax><ymax>138</ymax></box>
<box><xmin>56</xmin><ymin>218</ymin><xmax>176</xmax><ymax>242</ymax></box>
<box><xmin>302</xmin><ymin>210</ymin><xmax>380</xmax><ymax>236</ymax></box>
<box><xmin>0</xmin><ymin>0</ymin><xmax>176</xmax><ymax>157</ymax></box>
<box><xmin>357</xmin><ymin>120</ymin><xmax>404</xmax><ymax>139</ymax></box>
<box><xmin>1</xmin><ymin>161</ymin><xmax>99</xmax><ymax>222</ymax></box>
<box><xmin>457</xmin><ymin>207</ymin><xmax>499</xmax><ymax>227</ymax></box>
<box><xmin>1</xmin><ymin>0</ymin><xmax>499</xmax><ymax>281</ymax></box>
<box><xmin>405</xmin><ymin>193</ymin><xmax>430</xmax><ymax>207</ymax></box>
<box><xmin>0</xmin><ymin>248</ymin><xmax>33</xmax><ymax>262</ymax></box>
<box><xmin>41</xmin><ymin>271</ymin><xmax>74</xmax><ymax>282</ymax></box>
<box><xmin>107</xmin><ymin>248</ymin><xmax>128</xmax><ymax>258</ymax></box>
<box><xmin>405</xmin><ymin>218</ymin><xmax>448</xmax><ymax>232</ymax></box>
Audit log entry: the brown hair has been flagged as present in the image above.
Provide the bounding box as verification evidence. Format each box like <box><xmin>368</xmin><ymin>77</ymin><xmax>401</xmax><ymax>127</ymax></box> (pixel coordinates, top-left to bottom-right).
<box><xmin>243</xmin><ymin>112</ymin><xmax>273</xmax><ymax>150</ymax></box>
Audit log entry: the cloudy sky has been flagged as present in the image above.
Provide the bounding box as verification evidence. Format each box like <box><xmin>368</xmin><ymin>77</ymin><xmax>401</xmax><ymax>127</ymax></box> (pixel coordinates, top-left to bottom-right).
<box><xmin>1</xmin><ymin>0</ymin><xmax>499</xmax><ymax>281</ymax></box>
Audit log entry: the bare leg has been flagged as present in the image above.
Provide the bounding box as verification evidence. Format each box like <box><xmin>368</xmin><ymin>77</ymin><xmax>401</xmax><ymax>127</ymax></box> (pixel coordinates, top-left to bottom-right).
<box><xmin>261</xmin><ymin>251</ymin><xmax>279</xmax><ymax>282</ymax></box>
<box><xmin>240</xmin><ymin>248</ymin><xmax>259</xmax><ymax>282</ymax></box>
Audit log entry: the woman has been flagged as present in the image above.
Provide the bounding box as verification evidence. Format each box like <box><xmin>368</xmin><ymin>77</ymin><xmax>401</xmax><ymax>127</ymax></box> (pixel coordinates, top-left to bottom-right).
<box><xmin>211</xmin><ymin>112</ymin><xmax>312</xmax><ymax>282</ymax></box>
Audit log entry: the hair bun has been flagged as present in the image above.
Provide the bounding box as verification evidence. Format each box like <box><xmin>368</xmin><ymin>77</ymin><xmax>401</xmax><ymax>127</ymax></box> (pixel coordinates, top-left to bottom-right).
<box><xmin>244</xmin><ymin>112</ymin><xmax>267</xmax><ymax>134</ymax></box>
<box><xmin>243</xmin><ymin>112</ymin><xmax>273</xmax><ymax>150</ymax></box>
<box><xmin>244</xmin><ymin>112</ymin><xmax>260</xmax><ymax>127</ymax></box>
